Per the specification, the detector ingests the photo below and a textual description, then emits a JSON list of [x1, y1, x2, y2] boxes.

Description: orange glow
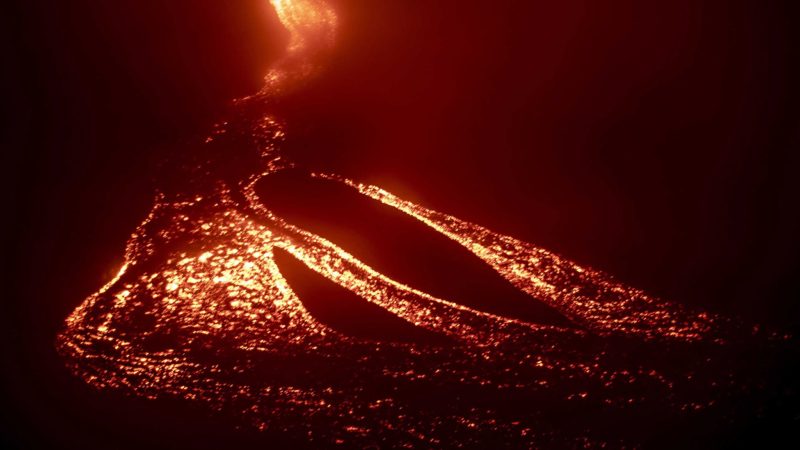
[[56, 0, 772, 447], [270, 0, 337, 53]]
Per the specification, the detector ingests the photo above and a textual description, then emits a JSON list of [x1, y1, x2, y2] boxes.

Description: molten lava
[[57, 0, 785, 447]]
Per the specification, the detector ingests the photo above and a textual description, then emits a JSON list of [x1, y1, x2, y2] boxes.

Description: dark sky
[[3, 0, 799, 448]]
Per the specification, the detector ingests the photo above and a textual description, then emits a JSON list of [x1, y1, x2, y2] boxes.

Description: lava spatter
[[57, 0, 788, 447]]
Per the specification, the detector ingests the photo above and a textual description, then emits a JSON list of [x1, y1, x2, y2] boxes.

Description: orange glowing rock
[[56, 0, 779, 447]]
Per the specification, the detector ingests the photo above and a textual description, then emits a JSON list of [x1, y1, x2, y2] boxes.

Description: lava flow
[[57, 0, 787, 447]]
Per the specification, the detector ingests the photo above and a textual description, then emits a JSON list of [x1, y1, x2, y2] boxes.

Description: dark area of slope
[[256, 170, 572, 328], [274, 247, 451, 344]]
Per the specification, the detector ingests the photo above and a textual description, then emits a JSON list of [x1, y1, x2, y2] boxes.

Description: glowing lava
[[57, 0, 784, 447]]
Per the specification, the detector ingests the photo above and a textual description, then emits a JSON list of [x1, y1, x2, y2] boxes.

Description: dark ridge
[[256, 170, 573, 327], [273, 247, 451, 345]]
